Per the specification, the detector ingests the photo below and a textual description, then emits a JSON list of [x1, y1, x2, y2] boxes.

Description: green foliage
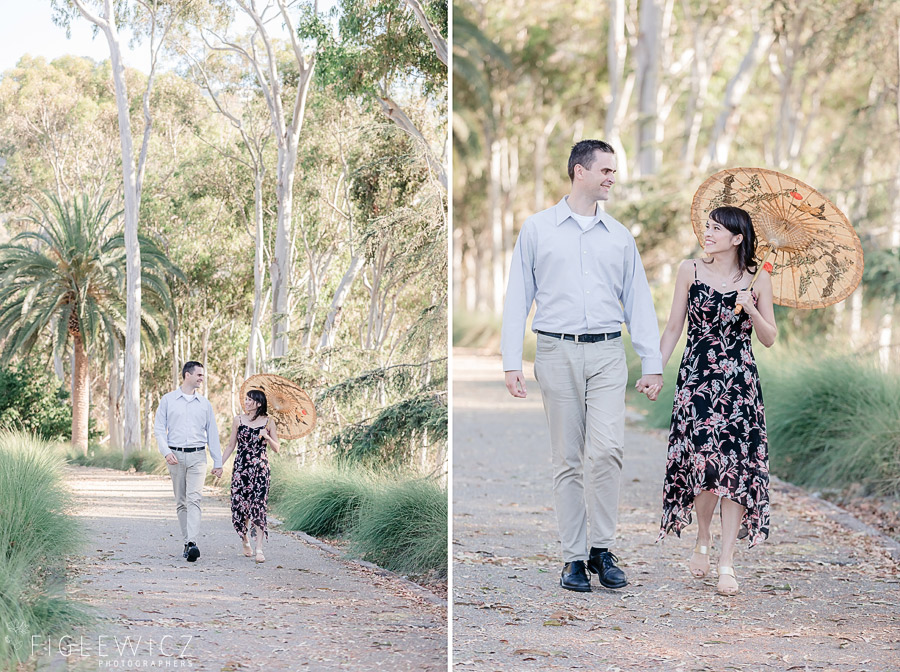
[[350, 476, 447, 578], [0, 193, 182, 365], [764, 351, 900, 497], [862, 246, 900, 301], [0, 358, 72, 440], [300, 0, 447, 100], [270, 458, 446, 578], [329, 391, 448, 466], [269, 461, 374, 537], [0, 432, 91, 668]]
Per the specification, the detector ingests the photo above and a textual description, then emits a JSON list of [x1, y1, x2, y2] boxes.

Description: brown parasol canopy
[[691, 167, 864, 309], [239, 374, 316, 440]]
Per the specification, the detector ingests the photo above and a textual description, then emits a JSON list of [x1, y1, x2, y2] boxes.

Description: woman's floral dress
[[658, 262, 770, 547], [231, 418, 271, 540]]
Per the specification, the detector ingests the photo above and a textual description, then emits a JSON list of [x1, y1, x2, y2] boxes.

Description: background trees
[[0, 0, 447, 475], [453, 0, 900, 369]]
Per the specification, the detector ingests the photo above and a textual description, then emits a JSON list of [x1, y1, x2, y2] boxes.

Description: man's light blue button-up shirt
[[501, 196, 663, 375], [154, 389, 223, 468]]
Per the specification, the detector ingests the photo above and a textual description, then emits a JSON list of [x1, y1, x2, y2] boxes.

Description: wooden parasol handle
[[735, 245, 774, 315]]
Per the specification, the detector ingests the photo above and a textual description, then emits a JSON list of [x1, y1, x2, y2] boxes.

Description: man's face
[[183, 366, 204, 391], [578, 150, 617, 201]]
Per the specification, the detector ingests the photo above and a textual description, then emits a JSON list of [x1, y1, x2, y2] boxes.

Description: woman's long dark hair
[[704, 206, 758, 280], [246, 389, 268, 421]]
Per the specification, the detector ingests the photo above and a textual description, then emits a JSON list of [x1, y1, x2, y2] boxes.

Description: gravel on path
[[58, 465, 446, 671], [453, 351, 899, 671]]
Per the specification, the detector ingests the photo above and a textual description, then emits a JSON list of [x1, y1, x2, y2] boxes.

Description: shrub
[[0, 432, 90, 668], [765, 353, 900, 496], [0, 359, 72, 440], [350, 477, 447, 578], [270, 462, 373, 537]]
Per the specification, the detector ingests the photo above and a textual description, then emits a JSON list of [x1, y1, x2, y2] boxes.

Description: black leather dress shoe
[[587, 550, 627, 589], [186, 542, 200, 562], [560, 560, 591, 592]]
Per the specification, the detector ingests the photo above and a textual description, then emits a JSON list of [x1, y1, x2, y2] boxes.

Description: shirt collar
[[175, 389, 201, 402], [555, 196, 609, 231]]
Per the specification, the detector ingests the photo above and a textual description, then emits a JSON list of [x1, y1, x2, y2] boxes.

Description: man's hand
[[211, 467, 223, 479], [165, 453, 178, 465], [505, 370, 527, 398], [635, 374, 664, 402]]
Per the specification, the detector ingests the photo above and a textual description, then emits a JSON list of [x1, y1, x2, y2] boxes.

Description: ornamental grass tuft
[[0, 431, 90, 668]]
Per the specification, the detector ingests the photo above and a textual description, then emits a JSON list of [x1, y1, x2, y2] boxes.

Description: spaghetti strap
[[692, 260, 698, 280]]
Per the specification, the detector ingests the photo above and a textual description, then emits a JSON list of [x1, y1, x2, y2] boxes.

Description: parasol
[[239, 374, 317, 440], [691, 167, 864, 311]]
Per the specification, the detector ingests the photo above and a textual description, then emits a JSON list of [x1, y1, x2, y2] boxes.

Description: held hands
[[505, 371, 527, 398], [211, 467, 223, 479], [636, 374, 664, 402]]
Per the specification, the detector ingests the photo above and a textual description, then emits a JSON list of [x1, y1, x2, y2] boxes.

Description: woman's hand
[[736, 289, 756, 314]]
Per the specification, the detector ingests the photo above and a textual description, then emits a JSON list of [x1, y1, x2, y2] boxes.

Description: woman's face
[[243, 395, 260, 413], [703, 218, 742, 254]]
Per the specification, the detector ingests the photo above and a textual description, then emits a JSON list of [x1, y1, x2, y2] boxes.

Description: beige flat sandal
[[717, 566, 739, 596], [689, 544, 710, 578], [242, 537, 253, 557], [255, 549, 266, 564]]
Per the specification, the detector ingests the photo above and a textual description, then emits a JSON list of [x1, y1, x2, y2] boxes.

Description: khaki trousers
[[166, 449, 208, 544], [533, 333, 627, 562]]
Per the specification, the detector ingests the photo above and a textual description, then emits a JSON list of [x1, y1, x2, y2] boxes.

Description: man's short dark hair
[[182, 361, 203, 378], [568, 140, 615, 182]]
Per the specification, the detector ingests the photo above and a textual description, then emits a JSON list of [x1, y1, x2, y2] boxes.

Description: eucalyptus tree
[[194, 0, 317, 361], [300, 0, 448, 190], [0, 194, 180, 453], [49, 0, 195, 455]]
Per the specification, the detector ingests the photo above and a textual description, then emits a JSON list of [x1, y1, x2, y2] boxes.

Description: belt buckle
[[574, 334, 581, 344]]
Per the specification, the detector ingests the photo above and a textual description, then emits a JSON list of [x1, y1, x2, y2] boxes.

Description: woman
[[649, 206, 777, 596], [222, 389, 280, 563]]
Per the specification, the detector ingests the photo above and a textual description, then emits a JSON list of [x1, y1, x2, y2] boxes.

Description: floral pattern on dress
[[231, 420, 270, 540], [658, 264, 770, 547]]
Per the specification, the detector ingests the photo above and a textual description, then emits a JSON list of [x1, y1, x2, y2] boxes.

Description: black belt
[[168, 446, 205, 452], [537, 330, 622, 343]]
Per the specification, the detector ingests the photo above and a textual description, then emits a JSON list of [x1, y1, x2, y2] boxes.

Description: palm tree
[[0, 194, 181, 454]]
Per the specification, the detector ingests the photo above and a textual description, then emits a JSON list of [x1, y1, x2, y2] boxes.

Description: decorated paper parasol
[[239, 374, 316, 440], [691, 167, 864, 311]]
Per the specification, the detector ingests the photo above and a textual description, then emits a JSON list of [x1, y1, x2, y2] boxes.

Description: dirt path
[[452, 351, 899, 671], [59, 466, 446, 671]]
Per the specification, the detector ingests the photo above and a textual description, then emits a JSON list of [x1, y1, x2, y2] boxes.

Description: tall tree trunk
[[71, 335, 90, 455], [635, 0, 661, 178], [318, 255, 365, 351], [699, 20, 774, 171], [606, 0, 628, 160], [247, 171, 266, 377], [71, 0, 144, 457], [108, 339, 122, 451], [488, 122, 503, 314]]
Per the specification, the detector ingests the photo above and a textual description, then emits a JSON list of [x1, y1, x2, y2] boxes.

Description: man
[[154, 361, 223, 562], [501, 140, 664, 592]]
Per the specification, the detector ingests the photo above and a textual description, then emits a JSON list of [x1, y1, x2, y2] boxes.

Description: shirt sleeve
[[154, 394, 172, 458], [621, 236, 663, 375], [206, 401, 223, 468], [500, 220, 537, 372]]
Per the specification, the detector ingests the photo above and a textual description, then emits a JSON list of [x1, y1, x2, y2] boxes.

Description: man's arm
[[206, 400, 223, 474], [500, 221, 537, 388], [154, 394, 177, 464], [621, 237, 663, 377]]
